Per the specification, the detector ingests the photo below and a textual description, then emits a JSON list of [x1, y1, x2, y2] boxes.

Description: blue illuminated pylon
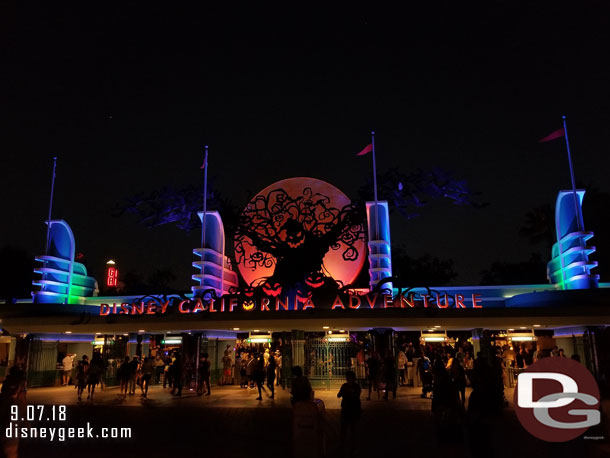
[[547, 190, 598, 290]]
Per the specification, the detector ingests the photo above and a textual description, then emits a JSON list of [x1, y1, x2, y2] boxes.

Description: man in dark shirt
[[337, 370, 361, 456], [197, 353, 211, 396], [290, 366, 313, 404]]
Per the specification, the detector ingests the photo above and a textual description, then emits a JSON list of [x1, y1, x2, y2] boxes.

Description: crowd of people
[[235, 347, 282, 400]]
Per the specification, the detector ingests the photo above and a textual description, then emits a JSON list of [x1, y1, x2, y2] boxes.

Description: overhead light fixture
[[511, 336, 537, 342], [533, 324, 541, 328], [64, 331, 72, 334], [322, 326, 330, 329], [433, 326, 441, 328], [106, 260, 116, 265], [123, 333, 128, 336], [233, 327, 240, 331], [162, 338, 183, 345], [508, 329, 515, 331], [519, 326, 527, 329], [253, 329, 260, 332], [248, 337, 271, 343], [325, 333, 350, 343], [422, 336, 446, 342], [138, 329, 145, 333]]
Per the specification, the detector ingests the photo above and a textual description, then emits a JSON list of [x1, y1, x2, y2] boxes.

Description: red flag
[[357, 144, 373, 156], [539, 128, 565, 143]]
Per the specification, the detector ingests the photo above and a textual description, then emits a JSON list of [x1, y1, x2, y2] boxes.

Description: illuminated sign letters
[[98, 291, 485, 316]]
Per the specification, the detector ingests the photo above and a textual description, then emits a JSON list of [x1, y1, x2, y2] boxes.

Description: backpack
[[423, 359, 431, 371]]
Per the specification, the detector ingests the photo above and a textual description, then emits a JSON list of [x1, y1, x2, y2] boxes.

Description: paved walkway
[[10, 384, 609, 458], [24, 382, 490, 410]]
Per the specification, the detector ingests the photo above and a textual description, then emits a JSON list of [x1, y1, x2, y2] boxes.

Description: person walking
[[140, 356, 155, 398], [127, 356, 139, 395], [246, 352, 257, 389], [197, 353, 211, 396], [254, 354, 266, 400], [86, 352, 104, 401], [75, 355, 89, 401], [266, 352, 276, 399], [419, 354, 432, 398], [118, 356, 130, 398], [337, 370, 361, 457]]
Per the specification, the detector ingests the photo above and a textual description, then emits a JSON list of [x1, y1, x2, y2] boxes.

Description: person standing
[[382, 350, 397, 400], [239, 355, 248, 388], [450, 357, 467, 404], [163, 354, 173, 388], [197, 353, 211, 396], [221, 350, 233, 385], [419, 354, 432, 398], [266, 353, 276, 399], [337, 370, 361, 457], [290, 366, 313, 405], [62, 353, 74, 386], [274, 350, 282, 386], [154, 354, 165, 384], [365, 352, 380, 400], [170, 354, 183, 396], [397, 347, 407, 386], [0, 365, 27, 458]]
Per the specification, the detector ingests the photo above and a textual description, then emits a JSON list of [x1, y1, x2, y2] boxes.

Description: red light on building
[[107, 267, 118, 287]]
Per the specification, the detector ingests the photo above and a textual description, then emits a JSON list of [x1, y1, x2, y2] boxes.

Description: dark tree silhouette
[[357, 167, 484, 219], [113, 181, 238, 234], [480, 253, 548, 285], [0, 245, 35, 304], [234, 187, 366, 286], [519, 204, 554, 251], [391, 246, 458, 286]]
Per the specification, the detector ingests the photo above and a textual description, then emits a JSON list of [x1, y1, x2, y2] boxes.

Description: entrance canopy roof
[[3, 285, 610, 334]]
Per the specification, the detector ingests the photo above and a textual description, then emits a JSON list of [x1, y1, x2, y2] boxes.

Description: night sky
[[2, 3, 610, 293]]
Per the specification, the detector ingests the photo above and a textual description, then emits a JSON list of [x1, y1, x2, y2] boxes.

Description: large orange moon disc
[[234, 177, 366, 287]]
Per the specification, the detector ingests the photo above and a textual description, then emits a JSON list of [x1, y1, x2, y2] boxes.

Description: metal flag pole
[[201, 145, 209, 248], [562, 116, 583, 232], [371, 131, 380, 240], [45, 157, 58, 255]]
